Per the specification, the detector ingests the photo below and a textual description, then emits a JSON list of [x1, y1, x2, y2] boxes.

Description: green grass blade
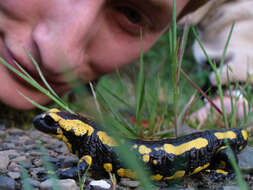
[[136, 29, 146, 135], [77, 162, 90, 190], [39, 141, 61, 190], [226, 142, 249, 190], [20, 164, 34, 190], [215, 23, 235, 129], [96, 90, 137, 138], [14, 60, 35, 81], [103, 117, 155, 190], [24, 47, 61, 100], [147, 78, 159, 136], [0, 57, 74, 113], [100, 85, 133, 110], [17, 91, 49, 111], [171, 0, 177, 52]]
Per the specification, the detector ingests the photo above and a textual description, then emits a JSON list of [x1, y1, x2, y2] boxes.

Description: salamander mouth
[[33, 114, 59, 135]]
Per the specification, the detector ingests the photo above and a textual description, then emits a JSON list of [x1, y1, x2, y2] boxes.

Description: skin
[[0, 0, 189, 109]]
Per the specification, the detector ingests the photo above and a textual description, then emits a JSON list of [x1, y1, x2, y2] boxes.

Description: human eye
[[117, 6, 143, 25], [109, 3, 153, 36]]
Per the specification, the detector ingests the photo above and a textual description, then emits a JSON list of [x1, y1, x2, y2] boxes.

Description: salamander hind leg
[[205, 147, 238, 181], [57, 155, 92, 179]]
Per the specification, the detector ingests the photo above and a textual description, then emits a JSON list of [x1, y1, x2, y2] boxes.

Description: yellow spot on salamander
[[80, 155, 92, 166], [117, 168, 136, 179], [216, 169, 228, 175], [153, 160, 158, 165], [49, 112, 94, 136], [54, 128, 72, 152], [190, 163, 210, 175], [132, 144, 138, 149], [242, 130, 248, 141], [163, 138, 208, 155], [138, 145, 152, 154], [49, 108, 61, 113], [214, 131, 236, 140], [151, 174, 163, 181], [62, 167, 71, 171], [142, 155, 150, 163], [104, 163, 113, 173], [164, 170, 185, 180], [97, 131, 117, 146], [216, 146, 227, 154]]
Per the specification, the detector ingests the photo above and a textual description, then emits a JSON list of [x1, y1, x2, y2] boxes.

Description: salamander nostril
[[44, 115, 56, 126]]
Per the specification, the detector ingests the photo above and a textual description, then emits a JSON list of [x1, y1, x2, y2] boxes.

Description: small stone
[[0, 121, 6, 130], [120, 178, 140, 188], [8, 128, 25, 136], [40, 179, 78, 190], [29, 150, 41, 157], [11, 156, 28, 163], [0, 175, 16, 190], [8, 171, 20, 179], [239, 146, 253, 172], [19, 162, 33, 169], [30, 167, 46, 179], [89, 180, 111, 190], [60, 156, 78, 168], [223, 186, 241, 190], [26, 178, 41, 188], [7, 161, 20, 172], [3, 143, 16, 149], [0, 150, 18, 170], [32, 158, 43, 167]]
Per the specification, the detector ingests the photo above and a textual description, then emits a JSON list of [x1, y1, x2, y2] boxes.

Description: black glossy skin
[[33, 109, 248, 181]]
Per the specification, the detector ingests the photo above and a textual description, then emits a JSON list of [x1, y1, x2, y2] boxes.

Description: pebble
[[0, 150, 18, 170], [11, 155, 28, 163], [26, 178, 41, 188], [120, 178, 140, 188], [59, 156, 78, 168], [87, 180, 112, 190], [32, 158, 43, 167], [40, 179, 78, 190], [222, 186, 241, 190], [238, 146, 253, 172], [0, 175, 16, 190], [8, 171, 20, 179], [7, 161, 20, 172]]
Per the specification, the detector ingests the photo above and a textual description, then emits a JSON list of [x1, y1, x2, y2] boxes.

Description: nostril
[[44, 115, 56, 126]]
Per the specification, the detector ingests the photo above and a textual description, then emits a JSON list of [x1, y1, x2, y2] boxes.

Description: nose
[[32, 0, 104, 76]]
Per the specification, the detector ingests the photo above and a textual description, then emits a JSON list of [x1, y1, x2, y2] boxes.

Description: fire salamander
[[33, 108, 248, 181]]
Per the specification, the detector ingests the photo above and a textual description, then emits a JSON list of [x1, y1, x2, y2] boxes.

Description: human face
[[0, 0, 189, 109]]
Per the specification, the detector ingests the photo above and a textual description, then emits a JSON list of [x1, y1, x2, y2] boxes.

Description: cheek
[[0, 0, 41, 18], [87, 31, 162, 74]]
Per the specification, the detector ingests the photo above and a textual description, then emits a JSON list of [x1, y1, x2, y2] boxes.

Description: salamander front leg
[[57, 155, 92, 179]]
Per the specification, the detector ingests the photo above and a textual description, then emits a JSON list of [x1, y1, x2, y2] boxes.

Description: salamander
[[33, 108, 248, 181]]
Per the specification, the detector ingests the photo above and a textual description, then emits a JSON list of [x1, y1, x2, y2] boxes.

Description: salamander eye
[[44, 115, 56, 126]]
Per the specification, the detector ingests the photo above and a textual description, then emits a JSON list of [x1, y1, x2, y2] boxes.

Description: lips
[[2, 44, 16, 67]]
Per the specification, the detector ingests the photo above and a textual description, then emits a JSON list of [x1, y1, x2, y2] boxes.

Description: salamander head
[[33, 108, 96, 152]]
